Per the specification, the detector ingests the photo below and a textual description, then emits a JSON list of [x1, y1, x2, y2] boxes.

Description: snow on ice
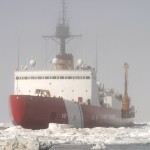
[[0, 122, 149, 150]]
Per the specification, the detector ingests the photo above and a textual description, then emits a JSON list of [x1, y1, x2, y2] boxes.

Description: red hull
[[9, 95, 134, 129]]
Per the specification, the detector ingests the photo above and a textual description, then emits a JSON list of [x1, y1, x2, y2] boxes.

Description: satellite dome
[[52, 58, 58, 64], [29, 59, 36, 67], [23, 65, 28, 70], [97, 82, 100, 86], [77, 59, 83, 66]]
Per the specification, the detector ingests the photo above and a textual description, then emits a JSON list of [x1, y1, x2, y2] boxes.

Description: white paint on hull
[[64, 100, 83, 128]]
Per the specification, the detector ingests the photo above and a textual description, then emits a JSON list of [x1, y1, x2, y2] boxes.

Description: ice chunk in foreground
[[0, 122, 149, 150]]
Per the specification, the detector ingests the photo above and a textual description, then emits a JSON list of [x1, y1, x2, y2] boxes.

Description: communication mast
[[43, 0, 81, 70]]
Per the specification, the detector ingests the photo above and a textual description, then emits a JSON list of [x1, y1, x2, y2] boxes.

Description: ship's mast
[[43, 0, 81, 70], [56, 0, 70, 54], [62, 0, 66, 26], [43, 0, 71, 54]]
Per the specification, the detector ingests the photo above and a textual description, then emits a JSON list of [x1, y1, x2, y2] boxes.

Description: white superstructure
[[14, 69, 100, 106]]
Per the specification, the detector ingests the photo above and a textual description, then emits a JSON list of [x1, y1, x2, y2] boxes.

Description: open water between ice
[[0, 122, 150, 149]]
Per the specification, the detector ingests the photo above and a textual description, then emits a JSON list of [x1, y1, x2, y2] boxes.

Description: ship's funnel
[[55, 53, 74, 70]]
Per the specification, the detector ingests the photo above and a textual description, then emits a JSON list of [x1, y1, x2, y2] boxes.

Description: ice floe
[[0, 122, 149, 149]]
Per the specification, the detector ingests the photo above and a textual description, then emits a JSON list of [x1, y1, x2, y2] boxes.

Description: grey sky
[[0, 0, 150, 123]]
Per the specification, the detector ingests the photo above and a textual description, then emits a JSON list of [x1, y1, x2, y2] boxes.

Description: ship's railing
[[35, 89, 50, 97]]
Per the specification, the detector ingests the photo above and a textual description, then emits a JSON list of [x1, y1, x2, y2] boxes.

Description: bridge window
[[15, 75, 91, 80], [45, 76, 49, 79], [68, 76, 72, 79], [16, 77, 19, 80], [38, 76, 44, 79]]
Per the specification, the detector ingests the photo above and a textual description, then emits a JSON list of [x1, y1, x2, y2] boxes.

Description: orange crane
[[122, 63, 130, 118]]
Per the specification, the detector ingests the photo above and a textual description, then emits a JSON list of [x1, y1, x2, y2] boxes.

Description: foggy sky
[[0, 0, 150, 123]]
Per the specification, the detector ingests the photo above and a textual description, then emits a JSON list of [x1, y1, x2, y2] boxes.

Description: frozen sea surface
[[0, 122, 150, 150]]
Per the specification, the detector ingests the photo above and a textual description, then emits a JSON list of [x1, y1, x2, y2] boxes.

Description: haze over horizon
[[0, 0, 150, 123]]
